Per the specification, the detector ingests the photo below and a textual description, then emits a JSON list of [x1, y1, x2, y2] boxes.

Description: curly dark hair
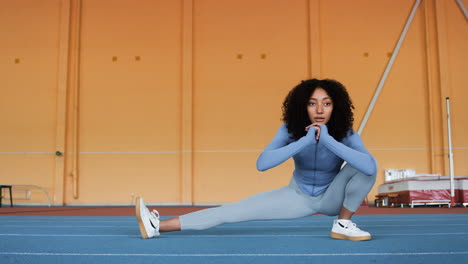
[[282, 78, 355, 142]]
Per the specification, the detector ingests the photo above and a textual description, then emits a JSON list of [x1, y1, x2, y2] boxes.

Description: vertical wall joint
[[181, 0, 194, 205]]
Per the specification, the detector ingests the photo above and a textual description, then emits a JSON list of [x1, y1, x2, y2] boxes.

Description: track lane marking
[[1, 252, 467, 257], [0, 232, 467, 237]]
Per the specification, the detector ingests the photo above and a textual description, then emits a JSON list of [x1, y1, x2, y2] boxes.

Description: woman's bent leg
[[319, 164, 376, 216], [179, 181, 316, 230], [317, 165, 376, 241]]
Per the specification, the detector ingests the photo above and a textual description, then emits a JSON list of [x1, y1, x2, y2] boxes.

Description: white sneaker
[[135, 197, 160, 239], [330, 219, 371, 241]]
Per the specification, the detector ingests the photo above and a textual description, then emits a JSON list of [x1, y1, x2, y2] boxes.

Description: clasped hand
[[305, 123, 322, 141]]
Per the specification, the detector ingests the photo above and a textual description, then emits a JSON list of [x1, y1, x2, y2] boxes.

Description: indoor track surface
[[1, 213, 467, 263]]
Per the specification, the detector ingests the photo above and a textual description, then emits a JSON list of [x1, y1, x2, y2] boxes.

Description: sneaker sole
[[330, 232, 371, 241], [135, 197, 150, 239]]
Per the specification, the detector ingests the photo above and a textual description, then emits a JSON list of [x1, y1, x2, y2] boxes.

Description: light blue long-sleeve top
[[256, 124, 377, 196]]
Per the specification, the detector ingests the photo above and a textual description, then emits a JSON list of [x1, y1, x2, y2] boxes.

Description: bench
[[375, 193, 400, 207], [0, 185, 13, 207]]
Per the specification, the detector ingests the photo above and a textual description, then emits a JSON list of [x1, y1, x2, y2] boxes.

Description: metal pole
[[71, 0, 83, 199], [455, 0, 468, 22], [358, 0, 421, 134], [446, 97, 455, 207]]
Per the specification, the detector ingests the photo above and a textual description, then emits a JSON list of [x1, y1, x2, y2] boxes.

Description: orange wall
[[0, 0, 467, 206]]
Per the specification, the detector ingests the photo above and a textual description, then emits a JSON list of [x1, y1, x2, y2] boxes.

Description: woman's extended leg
[[174, 180, 317, 231], [160, 217, 181, 232], [137, 183, 316, 238]]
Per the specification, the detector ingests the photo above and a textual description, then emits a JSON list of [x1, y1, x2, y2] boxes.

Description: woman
[[136, 78, 377, 241]]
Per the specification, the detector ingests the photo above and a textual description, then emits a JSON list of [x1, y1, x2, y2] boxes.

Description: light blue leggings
[[179, 164, 376, 230]]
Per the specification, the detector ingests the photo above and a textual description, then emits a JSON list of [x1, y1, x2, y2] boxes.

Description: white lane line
[[0, 232, 467, 238], [222, 224, 468, 227], [0, 220, 134, 223], [165, 232, 468, 237], [0, 234, 137, 237], [249, 218, 468, 223], [0, 225, 134, 228], [0, 252, 467, 257], [1, 223, 468, 228]]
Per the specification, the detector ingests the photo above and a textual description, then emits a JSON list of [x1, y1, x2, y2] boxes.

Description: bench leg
[[9, 187, 13, 207], [0, 187, 14, 207]]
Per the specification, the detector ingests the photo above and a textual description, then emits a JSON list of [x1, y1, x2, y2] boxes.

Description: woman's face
[[307, 88, 333, 125]]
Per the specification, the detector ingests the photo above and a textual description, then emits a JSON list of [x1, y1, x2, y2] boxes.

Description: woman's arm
[[319, 125, 377, 176], [256, 124, 316, 171]]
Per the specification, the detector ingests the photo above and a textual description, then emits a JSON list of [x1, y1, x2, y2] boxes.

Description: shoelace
[[150, 209, 160, 220], [148, 209, 160, 228], [348, 222, 364, 231], [340, 221, 361, 231]]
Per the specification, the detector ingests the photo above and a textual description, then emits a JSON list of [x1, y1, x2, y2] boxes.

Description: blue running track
[[1, 214, 467, 264]]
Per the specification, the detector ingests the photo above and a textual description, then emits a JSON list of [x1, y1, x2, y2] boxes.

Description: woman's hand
[[305, 123, 322, 141]]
